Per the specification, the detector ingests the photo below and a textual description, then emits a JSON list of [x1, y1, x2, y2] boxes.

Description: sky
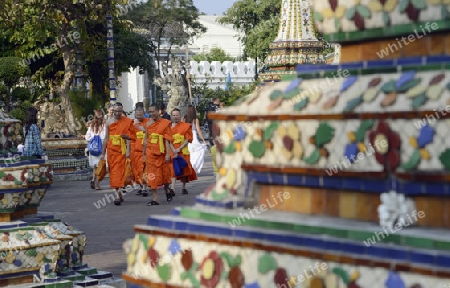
[[193, 0, 236, 15]]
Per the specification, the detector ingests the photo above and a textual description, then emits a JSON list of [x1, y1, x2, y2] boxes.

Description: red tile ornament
[[148, 247, 160, 268], [199, 251, 224, 288], [181, 249, 193, 271], [274, 268, 289, 287], [369, 121, 401, 172], [228, 266, 245, 288]]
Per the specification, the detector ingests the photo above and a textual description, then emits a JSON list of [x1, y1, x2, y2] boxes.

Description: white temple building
[[116, 15, 248, 112]]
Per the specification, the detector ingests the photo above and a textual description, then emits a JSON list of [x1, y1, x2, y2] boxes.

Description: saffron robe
[[106, 116, 133, 189], [170, 122, 197, 182], [145, 118, 173, 189], [129, 118, 149, 184]]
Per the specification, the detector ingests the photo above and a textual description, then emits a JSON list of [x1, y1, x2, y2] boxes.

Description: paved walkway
[[39, 155, 215, 278]]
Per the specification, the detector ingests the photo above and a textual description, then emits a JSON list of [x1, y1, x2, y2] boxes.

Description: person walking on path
[[22, 107, 46, 159], [99, 103, 134, 205], [141, 104, 173, 206], [206, 98, 220, 146], [121, 107, 150, 196], [85, 110, 106, 190], [186, 105, 208, 174], [169, 108, 197, 195], [157, 102, 171, 121]]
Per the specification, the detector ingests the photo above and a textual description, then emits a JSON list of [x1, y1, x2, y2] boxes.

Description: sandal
[[90, 181, 95, 189], [166, 192, 173, 202], [114, 191, 124, 205], [95, 186, 102, 190], [169, 188, 175, 197], [147, 200, 159, 206], [182, 189, 188, 195], [136, 190, 142, 195], [142, 190, 148, 197]]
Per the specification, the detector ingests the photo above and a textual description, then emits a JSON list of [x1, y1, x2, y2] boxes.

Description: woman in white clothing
[[85, 110, 106, 190], [185, 105, 208, 174]]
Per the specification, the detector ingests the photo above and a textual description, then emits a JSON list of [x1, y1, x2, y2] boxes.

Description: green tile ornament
[[314, 122, 335, 147], [223, 141, 236, 154], [293, 97, 309, 111], [439, 149, 450, 170], [303, 148, 321, 164], [344, 95, 363, 112], [258, 253, 277, 274], [270, 90, 283, 100], [139, 234, 149, 250], [313, 11, 323, 21], [157, 264, 171, 282], [381, 80, 397, 94], [401, 149, 421, 171], [411, 93, 427, 108], [180, 262, 201, 287], [249, 140, 266, 158], [283, 88, 300, 99], [264, 122, 279, 139], [220, 252, 242, 268], [355, 120, 374, 142], [332, 267, 350, 285], [212, 188, 230, 201]]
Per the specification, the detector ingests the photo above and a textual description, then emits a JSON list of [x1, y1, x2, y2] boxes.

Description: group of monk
[[99, 102, 197, 206]]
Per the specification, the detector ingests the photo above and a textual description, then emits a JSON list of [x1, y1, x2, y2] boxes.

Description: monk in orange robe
[[100, 102, 133, 205], [169, 108, 197, 195], [140, 103, 173, 206], [123, 107, 151, 196]]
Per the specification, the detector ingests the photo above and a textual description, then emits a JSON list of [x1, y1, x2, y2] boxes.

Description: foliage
[[11, 87, 32, 102], [192, 47, 235, 62], [0, 0, 156, 108], [31, 86, 50, 103], [0, 84, 7, 96], [0, 57, 31, 87], [219, 0, 334, 61], [124, 0, 207, 69], [69, 90, 104, 133], [192, 79, 257, 123], [218, 0, 280, 61], [10, 101, 33, 122]]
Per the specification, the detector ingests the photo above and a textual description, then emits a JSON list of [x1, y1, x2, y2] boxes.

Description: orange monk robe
[[106, 117, 133, 189], [170, 122, 197, 182], [145, 118, 173, 189], [129, 118, 149, 184]]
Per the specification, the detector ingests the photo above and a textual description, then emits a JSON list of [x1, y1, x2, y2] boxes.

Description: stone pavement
[[39, 154, 215, 279]]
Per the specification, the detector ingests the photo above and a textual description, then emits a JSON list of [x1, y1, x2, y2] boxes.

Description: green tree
[[125, 0, 207, 69], [191, 79, 256, 123], [192, 47, 235, 62], [218, 0, 280, 61], [219, 0, 334, 62], [0, 57, 31, 110], [0, 0, 155, 133]]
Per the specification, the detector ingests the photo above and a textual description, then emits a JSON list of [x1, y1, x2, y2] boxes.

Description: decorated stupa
[[261, 0, 326, 82], [0, 111, 122, 287], [122, 0, 450, 287]]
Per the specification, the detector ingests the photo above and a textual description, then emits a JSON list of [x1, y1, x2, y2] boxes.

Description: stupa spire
[[275, 0, 317, 41], [261, 0, 325, 82]]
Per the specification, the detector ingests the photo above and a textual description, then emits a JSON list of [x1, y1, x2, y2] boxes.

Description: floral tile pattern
[[123, 234, 449, 287], [311, 0, 450, 41], [209, 116, 450, 202]]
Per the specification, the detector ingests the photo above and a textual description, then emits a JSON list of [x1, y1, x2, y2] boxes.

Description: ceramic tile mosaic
[[123, 225, 450, 287]]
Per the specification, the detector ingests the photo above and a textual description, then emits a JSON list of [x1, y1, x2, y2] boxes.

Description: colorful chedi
[[0, 112, 122, 287], [122, 0, 450, 287]]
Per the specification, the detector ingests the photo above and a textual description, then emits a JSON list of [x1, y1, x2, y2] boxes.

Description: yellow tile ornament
[[368, 0, 398, 12], [420, 148, 430, 160]]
